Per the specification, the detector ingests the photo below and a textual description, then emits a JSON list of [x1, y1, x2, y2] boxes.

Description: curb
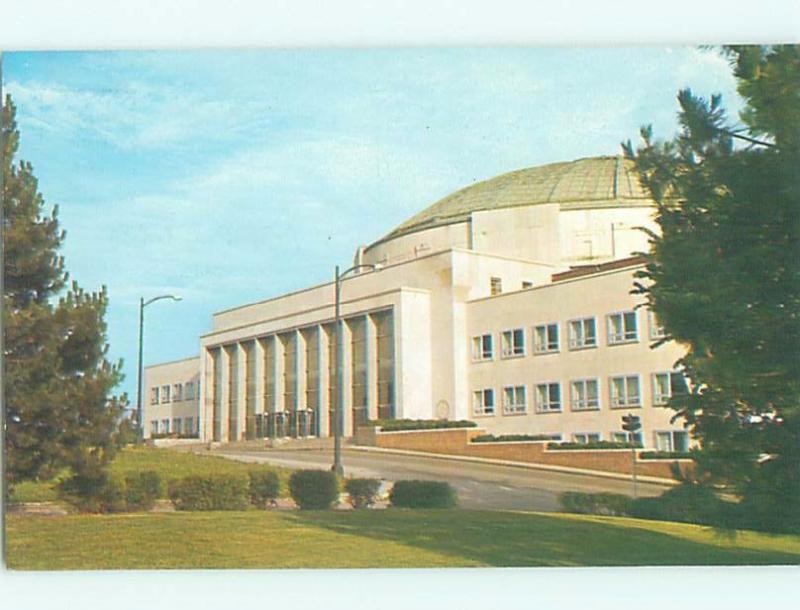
[[348, 445, 679, 487]]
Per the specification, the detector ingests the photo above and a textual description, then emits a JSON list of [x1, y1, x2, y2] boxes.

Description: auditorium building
[[143, 155, 691, 452]]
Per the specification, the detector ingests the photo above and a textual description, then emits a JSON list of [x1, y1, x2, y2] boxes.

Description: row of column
[[204, 309, 395, 442]]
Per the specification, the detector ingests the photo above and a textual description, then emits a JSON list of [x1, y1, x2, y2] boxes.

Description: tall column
[[295, 329, 306, 411], [200, 348, 213, 442], [341, 319, 354, 436], [219, 346, 231, 441], [317, 324, 330, 437], [274, 334, 286, 413], [254, 338, 265, 417], [235, 342, 247, 441], [366, 313, 379, 421]]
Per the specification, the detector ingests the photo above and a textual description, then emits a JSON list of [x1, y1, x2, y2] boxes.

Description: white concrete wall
[[362, 222, 471, 266], [143, 357, 201, 438], [558, 205, 657, 264], [470, 204, 561, 265], [466, 264, 688, 449]]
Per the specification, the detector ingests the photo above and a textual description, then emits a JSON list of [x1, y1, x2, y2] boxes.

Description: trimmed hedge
[[125, 471, 164, 511], [639, 451, 694, 460], [344, 478, 382, 509], [389, 480, 458, 508], [288, 470, 339, 509], [558, 491, 632, 516], [373, 419, 477, 432], [168, 474, 250, 511], [547, 441, 640, 451], [472, 433, 559, 443], [249, 469, 281, 508], [628, 483, 735, 526]]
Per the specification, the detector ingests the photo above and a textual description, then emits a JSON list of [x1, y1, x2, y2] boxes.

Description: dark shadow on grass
[[285, 510, 800, 567]]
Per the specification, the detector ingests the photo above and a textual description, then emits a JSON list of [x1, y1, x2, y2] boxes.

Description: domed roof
[[379, 156, 654, 242]]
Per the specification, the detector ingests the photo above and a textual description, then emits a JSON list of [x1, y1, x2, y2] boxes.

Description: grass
[[6, 509, 800, 570], [9, 446, 287, 503]]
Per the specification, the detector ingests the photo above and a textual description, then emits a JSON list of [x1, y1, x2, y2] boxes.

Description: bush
[[389, 480, 458, 508], [629, 483, 728, 526], [168, 474, 249, 511], [558, 491, 632, 516], [344, 478, 382, 509], [249, 469, 281, 508], [373, 419, 477, 432], [547, 441, 640, 450], [57, 472, 127, 514], [125, 471, 164, 511], [639, 451, 694, 460], [472, 433, 560, 443], [288, 470, 339, 509]]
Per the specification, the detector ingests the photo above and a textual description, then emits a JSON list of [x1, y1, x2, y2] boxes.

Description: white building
[[144, 155, 690, 452]]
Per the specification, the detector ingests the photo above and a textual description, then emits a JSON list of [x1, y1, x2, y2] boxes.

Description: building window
[[607, 311, 638, 344], [150, 387, 160, 405], [173, 418, 182, 435], [568, 317, 597, 349], [655, 430, 690, 452], [150, 420, 158, 435], [185, 417, 194, 435], [652, 372, 689, 406], [490, 277, 503, 295], [570, 379, 600, 411], [161, 419, 170, 434], [522, 280, 534, 289], [612, 431, 642, 445], [184, 381, 195, 401], [161, 384, 171, 403], [573, 432, 601, 444], [473, 389, 495, 416], [502, 385, 527, 415], [649, 310, 667, 340], [535, 382, 561, 413], [173, 383, 183, 402], [471, 334, 494, 361], [610, 375, 641, 408], [501, 328, 525, 358], [533, 323, 559, 354]]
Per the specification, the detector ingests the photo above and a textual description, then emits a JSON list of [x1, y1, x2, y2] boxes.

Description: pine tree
[[624, 45, 800, 532], [3, 94, 123, 494]]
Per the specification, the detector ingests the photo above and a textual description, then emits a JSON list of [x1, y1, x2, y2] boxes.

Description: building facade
[[143, 156, 690, 451]]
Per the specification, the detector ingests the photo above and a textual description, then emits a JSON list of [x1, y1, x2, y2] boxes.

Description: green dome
[[382, 156, 654, 242]]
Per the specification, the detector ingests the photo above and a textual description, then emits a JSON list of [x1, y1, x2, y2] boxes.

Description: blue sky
[[3, 48, 742, 406]]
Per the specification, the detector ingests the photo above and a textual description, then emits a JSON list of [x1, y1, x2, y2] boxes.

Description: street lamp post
[[136, 294, 182, 440], [332, 263, 380, 476]]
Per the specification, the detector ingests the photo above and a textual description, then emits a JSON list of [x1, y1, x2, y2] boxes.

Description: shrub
[[125, 471, 164, 511], [629, 483, 727, 526], [249, 469, 281, 508], [57, 472, 127, 513], [288, 470, 339, 509], [168, 474, 250, 511], [373, 419, 477, 432], [558, 491, 632, 516], [472, 433, 559, 443], [389, 480, 458, 508], [344, 478, 382, 509], [639, 451, 694, 460], [547, 441, 640, 450]]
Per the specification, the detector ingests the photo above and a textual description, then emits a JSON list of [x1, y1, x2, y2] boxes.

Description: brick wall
[[362, 426, 691, 479]]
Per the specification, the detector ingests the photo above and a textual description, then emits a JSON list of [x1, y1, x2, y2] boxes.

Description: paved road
[[207, 447, 670, 512]]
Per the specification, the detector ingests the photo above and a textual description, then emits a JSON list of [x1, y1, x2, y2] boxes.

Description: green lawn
[[9, 446, 286, 503], [6, 509, 800, 569]]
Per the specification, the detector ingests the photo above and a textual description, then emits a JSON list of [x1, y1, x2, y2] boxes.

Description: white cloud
[[4, 79, 265, 150]]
